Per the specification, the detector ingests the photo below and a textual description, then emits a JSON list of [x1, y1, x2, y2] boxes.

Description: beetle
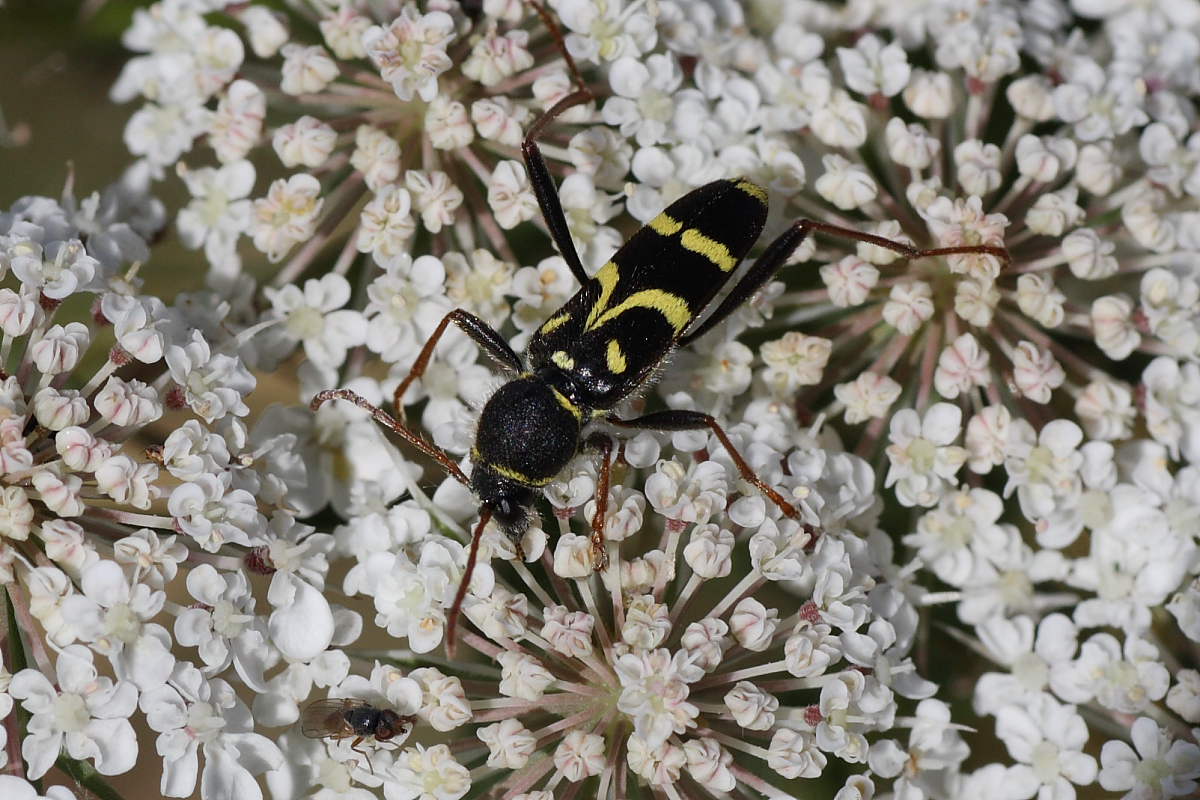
[[300, 697, 414, 772], [311, 2, 1010, 655]]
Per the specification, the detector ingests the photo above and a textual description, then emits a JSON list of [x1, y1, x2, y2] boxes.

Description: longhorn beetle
[[311, 1, 1011, 656]]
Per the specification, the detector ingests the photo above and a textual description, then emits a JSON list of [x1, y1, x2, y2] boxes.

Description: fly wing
[[299, 698, 356, 738]]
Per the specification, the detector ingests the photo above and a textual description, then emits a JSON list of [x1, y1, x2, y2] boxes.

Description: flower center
[[185, 700, 225, 743], [423, 761, 469, 795], [940, 517, 973, 549], [400, 39, 425, 69], [1101, 661, 1143, 702], [639, 88, 672, 122], [1012, 652, 1048, 692], [104, 602, 142, 644], [999, 570, 1033, 608], [906, 437, 937, 473], [211, 599, 249, 638], [1133, 755, 1172, 787], [1031, 740, 1061, 783], [268, 539, 304, 573], [201, 191, 230, 225], [286, 305, 326, 339], [316, 757, 354, 792], [387, 286, 416, 319], [1079, 489, 1112, 530], [53, 692, 90, 733], [42, 255, 65, 282], [1024, 445, 1056, 484]]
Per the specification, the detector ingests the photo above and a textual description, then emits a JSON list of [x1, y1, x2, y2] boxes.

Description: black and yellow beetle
[[312, 4, 1009, 654]]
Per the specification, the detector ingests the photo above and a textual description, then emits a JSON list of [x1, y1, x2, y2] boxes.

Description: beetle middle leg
[[390, 308, 523, 418], [310, 389, 470, 487], [609, 410, 803, 522], [580, 432, 615, 570]]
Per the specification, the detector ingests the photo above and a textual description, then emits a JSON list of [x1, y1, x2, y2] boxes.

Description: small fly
[[300, 697, 415, 772]]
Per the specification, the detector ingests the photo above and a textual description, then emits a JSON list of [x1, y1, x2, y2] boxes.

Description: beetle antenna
[[446, 509, 493, 658], [524, 0, 587, 95]]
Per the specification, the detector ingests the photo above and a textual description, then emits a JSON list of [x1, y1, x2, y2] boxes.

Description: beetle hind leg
[[609, 410, 801, 521], [582, 433, 615, 571]]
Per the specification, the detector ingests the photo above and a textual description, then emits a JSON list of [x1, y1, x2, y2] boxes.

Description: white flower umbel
[[0, 172, 353, 796], [371, 426, 966, 798], [86, 1, 1200, 799]]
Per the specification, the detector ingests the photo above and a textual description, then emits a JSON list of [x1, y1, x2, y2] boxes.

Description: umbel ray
[[311, 6, 1011, 656]]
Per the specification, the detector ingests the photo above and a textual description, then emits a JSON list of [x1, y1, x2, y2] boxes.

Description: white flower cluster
[[2, 0, 1198, 798], [0, 174, 367, 798], [407, 417, 959, 798]]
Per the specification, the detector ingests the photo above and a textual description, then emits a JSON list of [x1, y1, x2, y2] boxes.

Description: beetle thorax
[[470, 375, 583, 534]]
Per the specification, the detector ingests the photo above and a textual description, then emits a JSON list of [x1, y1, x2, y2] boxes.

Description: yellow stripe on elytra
[[589, 288, 692, 335], [488, 461, 556, 486], [552, 387, 583, 421], [606, 339, 628, 374], [540, 312, 571, 335], [649, 212, 683, 236], [551, 350, 575, 370], [680, 228, 737, 272], [584, 261, 620, 330], [474, 447, 557, 487], [735, 179, 768, 205]]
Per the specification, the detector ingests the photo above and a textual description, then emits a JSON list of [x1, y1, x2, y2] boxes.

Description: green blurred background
[[2, 1, 143, 203], [0, 0, 204, 300]]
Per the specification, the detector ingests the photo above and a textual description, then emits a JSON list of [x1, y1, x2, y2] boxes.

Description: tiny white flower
[[935, 333, 992, 399], [815, 154, 877, 210], [11, 646, 138, 779], [885, 403, 968, 507], [995, 694, 1097, 800], [486, 160, 538, 230], [272, 116, 336, 169], [363, 5, 456, 102], [552, 729, 606, 782], [250, 173, 323, 262], [882, 281, 934, 335], [1099, 717, 1200, 799], [838, 34, 910, 97], [265, 274, 367, 370], [406, 169, 463, 234], [279, 43, 338, 95], [388, 743, 470, 799]]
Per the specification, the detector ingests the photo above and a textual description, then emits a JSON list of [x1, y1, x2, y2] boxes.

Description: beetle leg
[[581, 432, 614, 571], [609, 410, 803, 523], [519, 1, 594, 287], [310, 389, 469, 486], [391, 308, 523, 418], [446, 510, 494, 659], [679, 217, 1011, 347]]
